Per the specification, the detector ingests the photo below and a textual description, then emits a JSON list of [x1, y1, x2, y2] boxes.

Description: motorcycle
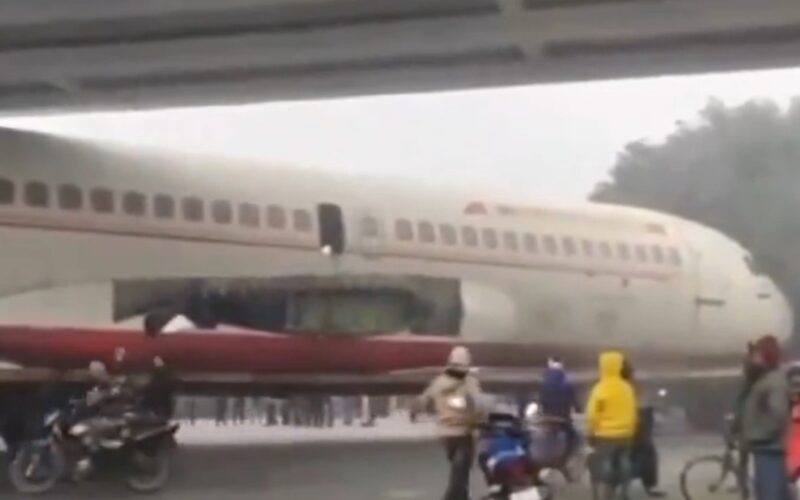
[[478, 404, 557, 500], [8, 398, 179, 494], [524, 402, 584, 484]]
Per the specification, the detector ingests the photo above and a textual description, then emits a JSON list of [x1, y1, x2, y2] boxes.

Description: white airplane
[[0, 127, 791, 427]]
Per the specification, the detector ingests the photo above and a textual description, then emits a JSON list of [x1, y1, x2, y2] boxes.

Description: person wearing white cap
[[414, 346, 483, 500]]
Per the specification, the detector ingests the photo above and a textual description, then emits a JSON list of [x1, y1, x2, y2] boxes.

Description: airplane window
[[544, 235, 558, 255], [211, 200, 232, 224], [154, 194, 175, 219], [396, 219, 413, 241], [482, 228, 498, 249], [504, 231, 519, 251], [617, 243, 631, 261], [581, 239, 594, 257], [24, 181, 49, 208], [440, 224, 457, 246], [562, 237, 576, 256], [238, 202, 260, 227], [0, 178, 13, 204], [419, 221, 436, 243], [635, 244, 648, 262], [652, 245, 665, 264], [58, 184, 83, 211], [182, 197, 204, 222], [91, 188, 114, 214], [362, 217, 379, 238], [123, 191, 146, 216], [524, 233, 539, 253], [266, 205, 286, 229], [293, 209, 312, 232], [669, 247, 683, 266], [461, 226, 478, 247], [599, 242, 612, 259]]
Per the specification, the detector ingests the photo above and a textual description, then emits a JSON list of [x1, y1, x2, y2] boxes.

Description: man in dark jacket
[[622, 360, 665, 498], [742, 335, 791, 500], [141, 357, 176, 420]]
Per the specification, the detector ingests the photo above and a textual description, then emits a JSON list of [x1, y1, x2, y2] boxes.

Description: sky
[[4, 67, 800, 202]]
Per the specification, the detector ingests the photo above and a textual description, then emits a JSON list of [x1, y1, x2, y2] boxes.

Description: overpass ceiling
[[2, 0, 800, 113]]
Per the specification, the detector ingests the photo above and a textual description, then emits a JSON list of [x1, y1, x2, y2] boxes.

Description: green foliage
[[592, 98, 800, 320]]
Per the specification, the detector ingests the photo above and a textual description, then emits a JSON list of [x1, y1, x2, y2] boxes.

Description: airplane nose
[[772, 284, 794, 344]]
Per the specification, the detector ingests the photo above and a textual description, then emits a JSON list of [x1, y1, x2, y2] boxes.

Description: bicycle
[[679, 427, 750, 500]]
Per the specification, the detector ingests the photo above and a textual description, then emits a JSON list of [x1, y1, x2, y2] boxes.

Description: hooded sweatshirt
[[418, 371, 483, 437], [586, 351, 638, 439], [540, 367, 579, 420]]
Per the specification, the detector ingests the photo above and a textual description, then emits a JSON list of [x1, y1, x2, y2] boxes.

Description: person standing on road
[[730, 342, 760, 498], [414, 346, 484, 500], [742, 334, 791, 500], [141, 356, 176, 420], [585, 351, 638, 494], [215, 397, 228, 427], [621, 360, 665, 498]]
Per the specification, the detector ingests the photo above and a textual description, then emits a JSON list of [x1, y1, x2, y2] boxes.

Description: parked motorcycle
[[8, 400, 179, 494]]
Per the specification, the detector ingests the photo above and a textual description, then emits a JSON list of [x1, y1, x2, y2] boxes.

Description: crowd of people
[[415, 334, 800, 500], [178, 395, 383, 428], [2, 331, 798, 499]]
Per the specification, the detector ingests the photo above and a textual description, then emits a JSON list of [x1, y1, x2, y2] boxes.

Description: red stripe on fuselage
[[0, 326, 740, 376]]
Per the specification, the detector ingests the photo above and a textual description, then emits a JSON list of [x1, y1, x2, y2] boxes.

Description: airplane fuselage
[[0, 128, 790, 371]]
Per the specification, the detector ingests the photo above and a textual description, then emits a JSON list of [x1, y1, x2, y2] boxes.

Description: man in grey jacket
[[742, 335, 791, 500]]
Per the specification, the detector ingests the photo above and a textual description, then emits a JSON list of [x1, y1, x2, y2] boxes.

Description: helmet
[[447, 346, 472, 371], [547, 357, 564, 370]]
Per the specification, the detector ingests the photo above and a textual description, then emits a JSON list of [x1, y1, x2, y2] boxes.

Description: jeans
[[443, 435, 474, 500], [589, 437, 632, 500], [753, 451, 791, 500]]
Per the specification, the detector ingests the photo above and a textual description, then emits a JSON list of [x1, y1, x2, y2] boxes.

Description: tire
[[126, 444, 172, 494], [8, 442, 66, 494], [680, 455, 743, 500]]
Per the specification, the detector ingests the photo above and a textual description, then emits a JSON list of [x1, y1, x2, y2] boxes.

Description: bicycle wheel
[[680, 454, 745, 500]]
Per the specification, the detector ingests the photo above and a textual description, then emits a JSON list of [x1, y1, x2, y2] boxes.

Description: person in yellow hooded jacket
[[586, 351, 638, 440], [586, 351, 638, 497]]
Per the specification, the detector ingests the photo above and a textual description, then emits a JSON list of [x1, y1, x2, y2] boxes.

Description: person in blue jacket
[[538, 357, 581, 456]]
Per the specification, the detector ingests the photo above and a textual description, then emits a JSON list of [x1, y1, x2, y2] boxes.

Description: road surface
[[0, 422, 732, 499]]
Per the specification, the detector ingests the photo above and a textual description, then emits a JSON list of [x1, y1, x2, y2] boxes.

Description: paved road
[[0, 433, 730, 500]]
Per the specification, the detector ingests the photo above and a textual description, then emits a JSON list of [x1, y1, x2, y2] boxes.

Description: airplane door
[[694, 251, 731, 341], [696, 251, 727, 306], [317, 203, 345, 255]]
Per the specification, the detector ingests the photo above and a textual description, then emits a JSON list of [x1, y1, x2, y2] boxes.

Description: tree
[[592, 98, 800, 336]]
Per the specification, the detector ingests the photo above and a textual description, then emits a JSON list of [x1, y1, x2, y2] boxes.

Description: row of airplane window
[[0, 178, 682, 267], [371, 217, 683, 267], [0, 178, 314, 233]]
